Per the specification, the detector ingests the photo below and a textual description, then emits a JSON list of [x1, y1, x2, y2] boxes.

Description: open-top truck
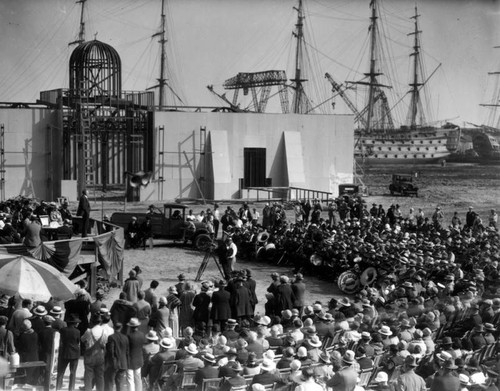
[[111, 203, 212, 250]]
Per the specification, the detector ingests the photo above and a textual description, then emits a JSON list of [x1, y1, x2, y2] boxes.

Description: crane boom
[[325, 73, 368, 128]]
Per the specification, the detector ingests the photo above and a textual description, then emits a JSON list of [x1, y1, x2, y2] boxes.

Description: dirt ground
[[92, 162, 500, 312]]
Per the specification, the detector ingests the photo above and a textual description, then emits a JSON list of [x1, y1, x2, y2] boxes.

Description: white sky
[[0, 0, 499, 125]]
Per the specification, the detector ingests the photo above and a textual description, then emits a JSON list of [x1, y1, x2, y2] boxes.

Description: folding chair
[[202, 377, 222, 391], [180, 370, 197, 390], [244, 374, 254, 388], [359, 368, 374, 388]]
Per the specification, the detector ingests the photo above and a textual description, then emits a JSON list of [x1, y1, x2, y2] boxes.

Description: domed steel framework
[[69, 40, 121, 97], [61, 40, 154, 197]]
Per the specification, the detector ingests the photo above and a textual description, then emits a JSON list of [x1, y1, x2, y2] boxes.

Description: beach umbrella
[[0, 254, 77, 302]]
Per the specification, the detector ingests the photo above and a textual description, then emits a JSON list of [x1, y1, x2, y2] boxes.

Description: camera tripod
[[195, 245, 225, 282]]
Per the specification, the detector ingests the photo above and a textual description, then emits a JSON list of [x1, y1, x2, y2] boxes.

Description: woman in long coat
[[179, 282, 196, 331], [230, 278, 253, 321], [166, 286, 181, 338]]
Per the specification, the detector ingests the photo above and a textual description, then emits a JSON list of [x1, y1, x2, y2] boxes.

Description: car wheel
[[194, 234, 212, 251]]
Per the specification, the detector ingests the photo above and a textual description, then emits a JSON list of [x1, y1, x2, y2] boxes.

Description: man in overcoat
[[275, 275, 296, 313], [210, 279, 231, 331], [230, 277, 253, 321], [77, 189, 91, 237], [105, 322, 129, 391]]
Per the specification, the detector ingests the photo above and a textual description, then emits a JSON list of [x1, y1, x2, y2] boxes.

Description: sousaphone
[[360, 267, 378, 287], [257, 231, 270, 244]]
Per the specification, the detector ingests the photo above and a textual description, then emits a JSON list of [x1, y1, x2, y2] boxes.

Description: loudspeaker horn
[[127, 171, 153, 188]]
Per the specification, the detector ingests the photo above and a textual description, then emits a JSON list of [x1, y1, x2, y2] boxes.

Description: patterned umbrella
[[0, 254, 77, 301]]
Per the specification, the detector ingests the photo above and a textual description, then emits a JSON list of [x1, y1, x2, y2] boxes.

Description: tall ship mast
[[327, 0, 458, 164], [290, 0, 309, 114]]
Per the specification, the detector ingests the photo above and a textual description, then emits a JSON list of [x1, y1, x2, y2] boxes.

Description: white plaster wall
[[0, 109, 59, 200], [153, 111, 354, 201]]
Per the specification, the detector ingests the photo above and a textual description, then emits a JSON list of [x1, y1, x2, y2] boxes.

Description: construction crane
[[325, 73, 367, 128], [221, 70, 289, 113]]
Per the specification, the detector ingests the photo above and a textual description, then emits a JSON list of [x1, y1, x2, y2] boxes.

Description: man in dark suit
[[57, 315, 81, 391], [326, 350, 359, 391], [77, 189, 91, 237], [127, 318, 146, 391], [105, 322, 129, 391], [220, 361, 246, 391], [291, 273, 306, 314], [251, 358, 283, 387], [429, 359, 460, 391], [275, 275, 296, 313], [194, 353, 220, 391]]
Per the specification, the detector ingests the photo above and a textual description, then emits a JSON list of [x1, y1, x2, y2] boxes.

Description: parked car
[[389, 174, 418, 196], [110, 203, 212, 250]]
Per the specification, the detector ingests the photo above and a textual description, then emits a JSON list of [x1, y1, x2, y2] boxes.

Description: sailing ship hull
[[355, 127, 459, 164]]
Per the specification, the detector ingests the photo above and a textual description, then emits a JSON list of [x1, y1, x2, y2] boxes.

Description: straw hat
[[159, 338, 175, 349], [342, 350, 355, 364], [379, 325, 392, 336], [127, 318, 140, 328], [185, 343, 198, 355], [146, 330, 159, 341], [261, 359, 276, 372]]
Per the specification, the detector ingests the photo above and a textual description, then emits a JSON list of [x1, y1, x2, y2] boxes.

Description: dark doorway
[[243, 148, 266, 187]]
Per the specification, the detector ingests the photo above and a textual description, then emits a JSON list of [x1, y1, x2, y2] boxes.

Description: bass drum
[[337, 271, 361, 294], [310, 253, 323, 266], [360, 267, 378, 287]]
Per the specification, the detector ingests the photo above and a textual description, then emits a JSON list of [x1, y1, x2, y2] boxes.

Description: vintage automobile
[[110, 203, 212, 250], [389, 173, 418, 196]]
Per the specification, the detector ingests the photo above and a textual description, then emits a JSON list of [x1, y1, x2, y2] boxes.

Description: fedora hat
[[361, 331, 371, 340], [441, 336, 452, 345], [202, 353, 216, 364], [146, 330, 159, 341], [159, 338, 175, 349], [339, 297, 351, 307], [443, 359, 458, 370], [127, 317, 140, 328], [308, 335, 322, 348], [33, 305, 47, 316], [228, 361, 243, 372], [67, 314, 81, 324], [227, 318, 238, 327], [319, 351, 330, 363], [379, 325, 392, 336], [404, 355, 418, 367], [342, 350, 355, 364], [459, 374, 471, 385], [485, 323, 496, 332], [374, 372, 388, 383], [436, 351, 452, 362], [474, 324, 485, 333], [237, 339, 248, 349], [185, 343, 199, 355], [261, 359, 276, 372]]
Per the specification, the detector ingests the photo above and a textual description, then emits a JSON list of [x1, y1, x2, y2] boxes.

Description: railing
[[245, 186, 332, 202]]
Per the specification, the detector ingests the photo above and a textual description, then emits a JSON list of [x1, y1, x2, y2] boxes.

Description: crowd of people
[[0, 195, 499, 391], [0, 196, 76, 246]]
